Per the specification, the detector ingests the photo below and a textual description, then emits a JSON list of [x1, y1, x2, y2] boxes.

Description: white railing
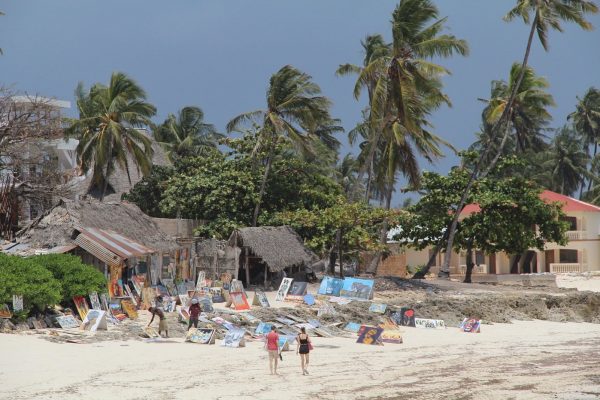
[[549, 263, 586, 273], [454, 264, 487, 275], [566, 231, 585, 240]]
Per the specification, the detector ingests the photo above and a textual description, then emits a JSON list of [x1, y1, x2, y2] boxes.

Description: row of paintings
[[318, 276, 374, 300]]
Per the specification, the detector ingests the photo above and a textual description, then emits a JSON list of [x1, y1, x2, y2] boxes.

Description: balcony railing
[[549, 263, 586, 273], [565, 231, 585, 240]]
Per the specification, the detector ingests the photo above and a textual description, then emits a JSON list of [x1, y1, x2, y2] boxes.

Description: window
[[475, 250, 485, 265], [560, 216, 577, 231], [559, 249, 578, 263]]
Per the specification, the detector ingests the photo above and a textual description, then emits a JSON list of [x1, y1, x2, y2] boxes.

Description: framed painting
[[317, 276, 343, 296], [275, 278, 293, 302], [356, 325, 384, 345], [121, 299, 138, 320], [253, 290, 270, 307], [186, 328, 215, 344], [82, 310, 108, 332], [340, 277, 374, 300], [459, 318, 481, 333], [89, 292, 102, 310], [0, 304, 12, 319], [369, 303, 387, 314], [255, 322, 273, 335], [56, 315, 80, 329], [73, 296, 90, 320], [380, 329, 403, 344], [222, 328, 246, 348], [230, 292, 250, 311], [344, 322, 361, 333]]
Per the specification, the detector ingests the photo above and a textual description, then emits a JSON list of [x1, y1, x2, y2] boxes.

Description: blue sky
[[1, 1, 599, 206]]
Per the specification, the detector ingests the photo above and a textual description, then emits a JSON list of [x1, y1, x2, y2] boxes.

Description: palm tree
[[153, 106, 222, 162], [542, 126, 590, 196], [66, 72, 156, 200], [440, 0, 598, 277], [569, 87, 600, 192], [0, 11, 4, 55], [482, 63, 554, 153], [226, 65, 338, 226]]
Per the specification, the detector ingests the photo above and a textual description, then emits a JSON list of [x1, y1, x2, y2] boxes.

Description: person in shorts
[[147, 307, 168, 338], [296, 326, 312, 375], [265, 325, 280, 375]]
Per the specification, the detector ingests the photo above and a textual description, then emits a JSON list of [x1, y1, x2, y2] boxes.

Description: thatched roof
[[229, 226, 316, 272], [15, 198, 178, 252]]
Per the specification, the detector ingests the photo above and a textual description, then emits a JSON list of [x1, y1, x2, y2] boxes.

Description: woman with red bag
[[296, 327, 312, 375]]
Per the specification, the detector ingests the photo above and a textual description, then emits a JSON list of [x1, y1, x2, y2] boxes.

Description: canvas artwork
[[340, 277, 374, 300], [415, 318, 446, 329], [275, 278, 294, 302], [242, 313, 259, 323], [303, 294, 315, 306], [230, 279, 244, 293], [379, 318, 398, 330], [196, 271, 206, 290], [253, 290, 270, 307], [0, 304, 12, 319], [89, 292, 102, 310], [460, 318, 481, 333], [73, 296, 90, 320], [124, 284, 138, 306], [230, 292, 250, 311], [121, 299, 138, 320], [318, 276, 344, 296], [82, 310, 108, 332], [186, 328, 215, 344], [222, 328, 246, 348], [356, 325, 384, 345], [289, 281, 308, 296], [380, 329, 403, 344], [210, 287, 225, 303], [164, 300, 177, 313], [99, 293, 110, 311], [391, 308, 416, 327], [255, 322, 273, 335], [179, 294, 190, 308], [344, 322, 361, 333], [131, 275, 145, 296], [179, 307, 190, 322], [369, 303, 387, 314], [176, 282, 188, 296], [198, 296, 214, 313], [56, 315, 80, 329], [12, 295, 23, 312]]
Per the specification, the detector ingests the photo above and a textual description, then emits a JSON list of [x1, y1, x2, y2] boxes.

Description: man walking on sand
[[266, 325, 280, 375]]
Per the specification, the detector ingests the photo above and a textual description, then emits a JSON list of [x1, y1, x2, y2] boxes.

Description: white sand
[[556, 274, 600, 292], [1, 319, 600, 400]]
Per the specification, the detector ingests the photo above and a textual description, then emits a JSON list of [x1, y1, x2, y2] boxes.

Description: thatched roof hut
[[228, 226, 316, 273], [14, 198, 178, 253]]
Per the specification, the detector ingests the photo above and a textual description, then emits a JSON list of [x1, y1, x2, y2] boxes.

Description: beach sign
[[415, 318, 446, 329]]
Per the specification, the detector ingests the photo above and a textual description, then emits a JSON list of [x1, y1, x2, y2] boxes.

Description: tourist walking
[[188, 298, 202, 330], [265, 325, 280, 375], [147, 307, 168, 338], [296, 327, 312, 375]]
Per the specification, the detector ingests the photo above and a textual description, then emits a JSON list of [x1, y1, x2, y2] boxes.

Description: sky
[[1, 1, 599, 206]]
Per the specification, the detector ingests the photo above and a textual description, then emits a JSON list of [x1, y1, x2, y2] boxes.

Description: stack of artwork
[[186, 328, 216, 344]]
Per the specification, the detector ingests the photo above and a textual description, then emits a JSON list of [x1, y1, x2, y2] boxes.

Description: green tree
[[0, 254, 61, 313], [153, 106, 222, 162], [66, 72, 157, 200], [227, 65, 340, 226], [482, 63, 554, 153], [569, 87, 600, 193], [396, 157, 567, 282], [440, 0, 598, 277], [122, 165, 174, 217], [31, 254, 106, 301]]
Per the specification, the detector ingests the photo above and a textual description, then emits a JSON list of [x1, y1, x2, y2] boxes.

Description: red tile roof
[[460, 190, 600, 215]]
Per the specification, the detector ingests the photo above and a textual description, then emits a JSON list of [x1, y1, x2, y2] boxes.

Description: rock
[[15, 322, 30, 331], [0, 319, 16, 332]]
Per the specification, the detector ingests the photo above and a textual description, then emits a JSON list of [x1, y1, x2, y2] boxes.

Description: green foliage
[[0, 254, 61, 313], [396, 157, 568, 256], [31, 254, 106, 300], [122, 165, 175, 217], [273, 197, 404, 257]]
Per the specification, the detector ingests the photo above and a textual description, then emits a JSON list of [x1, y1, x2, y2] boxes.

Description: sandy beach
[[1, 318, 599, 400]]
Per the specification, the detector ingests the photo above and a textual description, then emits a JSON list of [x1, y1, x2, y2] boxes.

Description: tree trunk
[[252, 151, 273, 227], [364, 159, 373, 203], [412, 230, 449, 279], [587, 142, 597, 193], [352, 129, 382, 202], [328, 245, 337, 276], [366, 181, 393, 274], [463, 242, 474, 284], [337, 228, 344, 278], [439, 14, 539, 277]]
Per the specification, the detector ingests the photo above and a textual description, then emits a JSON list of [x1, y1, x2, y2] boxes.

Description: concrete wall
[[152, 218, 202, 239]]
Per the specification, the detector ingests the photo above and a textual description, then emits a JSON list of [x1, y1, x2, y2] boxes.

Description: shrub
[[0, 253, 62, 313], [31, 254, 106, 301]]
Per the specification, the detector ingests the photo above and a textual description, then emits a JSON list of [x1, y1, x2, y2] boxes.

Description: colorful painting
[[255, 322, 273, 335], [318, 276, 343, 296], [380, 329, 403, 344], [356, 325, 384, 345], [0, 304, 12, 319], [121, 299, 138, 320], [340, 277, 374, 300], [99, 293, 110, 311], [179, 307, 190, 322], [391, 308, 416, 327], [230, 279, 244, 293], [124, 284, 138, 306], [303, 294, 315, 306], [12, 295, 23, 312], [73, 296, 90, 320], [230, 292, 250, 311], [56, 315, 80, 329], [178, 294, 190, 308], [196, 271, 206, 290], [108, 264, 123, 298], [289, 281, 308, 296], [344, 322, 361, 333], [379, 318, 398, 330], [222, 328, 246, 348], [459, 318, 481, 333], [186, 328, 215, 344], [82, 310, 108, 332], [89, 292, 102, 310], [210, 287, 225, 303], [275, 278, 293, 302], [131, 275, 145, 296], [369, 303, 387, 314], [253, 290, 270, 307], [198, 296, 214, 313], [415, 318, 446, 329], [164, 300, 177, 313]]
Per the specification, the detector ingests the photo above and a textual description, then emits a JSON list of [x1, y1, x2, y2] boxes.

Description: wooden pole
[[264, 264, 268, 288], [245, 248, 250, 289]]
